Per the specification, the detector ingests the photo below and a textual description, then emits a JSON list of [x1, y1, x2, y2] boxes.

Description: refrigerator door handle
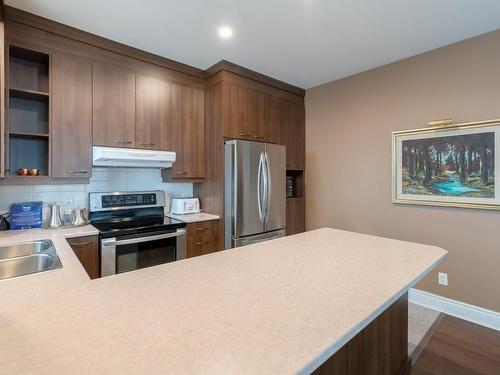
[[257, 152, 264, 222], [264, 151, 271, 222]]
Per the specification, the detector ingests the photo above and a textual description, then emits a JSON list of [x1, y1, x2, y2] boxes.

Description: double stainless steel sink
[[0, 240, 62, 280]]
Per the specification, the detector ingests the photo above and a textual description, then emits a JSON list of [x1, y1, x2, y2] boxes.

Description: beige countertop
[[166, 212, 220, 223], [0, 225, 99, 313], [0, 227, 446, 375]]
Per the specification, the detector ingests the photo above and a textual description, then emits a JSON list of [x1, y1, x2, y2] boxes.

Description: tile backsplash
[[0, 168, 193, 221]]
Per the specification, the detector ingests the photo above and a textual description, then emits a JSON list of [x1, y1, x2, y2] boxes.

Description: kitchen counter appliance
[[170, 198, 201, 215], [225, 140, 286, 248], [92, 146, 176, 168], [89, 191, 186, 277]]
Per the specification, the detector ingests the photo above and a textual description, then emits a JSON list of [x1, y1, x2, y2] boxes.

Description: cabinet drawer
[[186, 220, 220, 258]]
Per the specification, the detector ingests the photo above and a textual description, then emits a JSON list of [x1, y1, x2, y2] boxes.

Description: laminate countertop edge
[[298, 250, 447, 375]]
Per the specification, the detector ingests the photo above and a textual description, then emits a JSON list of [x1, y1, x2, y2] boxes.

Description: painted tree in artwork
[[401, 132, 495, 198]]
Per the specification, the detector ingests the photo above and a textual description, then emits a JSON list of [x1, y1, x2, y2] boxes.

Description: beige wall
[[305, 29, 500, 312]]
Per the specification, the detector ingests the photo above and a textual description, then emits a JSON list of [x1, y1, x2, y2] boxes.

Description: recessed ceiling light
[[218, 26, 233, 39]]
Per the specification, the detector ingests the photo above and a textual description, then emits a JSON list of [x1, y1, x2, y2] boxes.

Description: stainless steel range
[[89, 191, 186, 277]]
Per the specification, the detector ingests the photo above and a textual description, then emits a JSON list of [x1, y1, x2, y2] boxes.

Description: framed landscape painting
[[392, 120, 500, 210]]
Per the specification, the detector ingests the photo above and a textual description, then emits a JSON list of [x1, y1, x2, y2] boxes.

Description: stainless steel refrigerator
[[225, 140, 286, 248]]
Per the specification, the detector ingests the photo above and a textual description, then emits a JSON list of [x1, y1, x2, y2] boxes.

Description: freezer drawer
[[233, 229, 286, 248]]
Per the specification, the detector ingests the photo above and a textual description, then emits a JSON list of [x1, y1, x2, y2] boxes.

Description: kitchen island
[[0, 227, 446, 374]]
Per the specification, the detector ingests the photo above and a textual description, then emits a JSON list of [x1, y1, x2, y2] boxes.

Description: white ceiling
[[6, 0, 500, 88]]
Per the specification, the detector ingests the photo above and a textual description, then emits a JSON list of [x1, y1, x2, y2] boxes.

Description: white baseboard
[[409, 288, 500, 332]]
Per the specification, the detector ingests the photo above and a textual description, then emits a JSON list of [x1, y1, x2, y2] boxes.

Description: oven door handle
[[102, 229, 187, 247]]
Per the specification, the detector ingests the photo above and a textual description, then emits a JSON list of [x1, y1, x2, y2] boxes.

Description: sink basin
[[0, 240, 53, 260], [0, 240, 62, 280]]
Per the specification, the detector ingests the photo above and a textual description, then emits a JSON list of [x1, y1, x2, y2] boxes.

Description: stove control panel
[[89, 191, 165, 212], [102, 193, 157, 208]]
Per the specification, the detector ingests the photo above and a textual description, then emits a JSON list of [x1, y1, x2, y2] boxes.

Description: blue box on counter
[[10, 201, 43, 230]]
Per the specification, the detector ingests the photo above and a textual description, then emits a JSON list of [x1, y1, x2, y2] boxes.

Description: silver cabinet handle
[[114, 140, 132, 144], [102, 229, 186, 246], [66, 170, 88, 174], [175, 171, 188, 175], [139, 142, 155, 146], [195, 241, 209, 245], [253, 135, 264, 140], [239, 133, 250, 137]]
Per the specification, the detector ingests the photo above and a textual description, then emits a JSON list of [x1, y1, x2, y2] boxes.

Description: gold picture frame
[[392, 119, 500, 210]]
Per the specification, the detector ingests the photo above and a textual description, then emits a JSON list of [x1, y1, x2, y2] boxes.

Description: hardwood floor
[[412, 315, 500, 375]]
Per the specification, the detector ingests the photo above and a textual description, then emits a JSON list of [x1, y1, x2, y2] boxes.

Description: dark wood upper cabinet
[[168, 83, 205, 179], [246, 89, 281, 142], [225, 83, 251, 140], [223, 82, 285, 144], [92, 64, 136, 148], [281, 98, 305, 170], [244, 88, 263, 140], [262, 94, 284, 144], [51, 53, 92, 178], [136, 75, 170, 151]]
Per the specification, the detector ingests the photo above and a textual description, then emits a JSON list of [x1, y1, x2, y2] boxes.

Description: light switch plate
[[438, 272, 448, 286]]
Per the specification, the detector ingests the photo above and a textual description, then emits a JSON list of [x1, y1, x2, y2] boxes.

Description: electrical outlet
[[438, 272, 448, 286]]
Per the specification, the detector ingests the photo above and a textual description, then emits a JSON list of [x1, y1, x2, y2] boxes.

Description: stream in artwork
[[432, 173, 479, 196]]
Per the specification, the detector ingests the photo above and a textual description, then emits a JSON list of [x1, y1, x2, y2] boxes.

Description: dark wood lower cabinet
[[67, 235, 99, 279], [186, 220, 220, 258], [313, 293, 410, 375], [286, 197, 305, 235]]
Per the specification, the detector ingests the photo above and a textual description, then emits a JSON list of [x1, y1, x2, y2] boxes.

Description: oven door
[[100, 229, 186, 277]]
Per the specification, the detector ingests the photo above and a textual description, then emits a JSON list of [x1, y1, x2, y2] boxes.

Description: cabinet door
[[286, 197, 305, 236], [0, 22, 4, 178], [225, 83, 252, 140], [93, 64, 136, 148], [246, 88, 278, 142], [67, 235, 99, 279], [281, 99, 305, 170], [169, 84, 205, 179], [51, 53, 92, 178], [136, 75, 170, 150], [262, 94, 284, 144], [223, 83, 283, 144]]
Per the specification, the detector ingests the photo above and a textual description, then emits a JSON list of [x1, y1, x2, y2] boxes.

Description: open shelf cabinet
[[6, 45, 50, 177], [286, 169, 304, 198]]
